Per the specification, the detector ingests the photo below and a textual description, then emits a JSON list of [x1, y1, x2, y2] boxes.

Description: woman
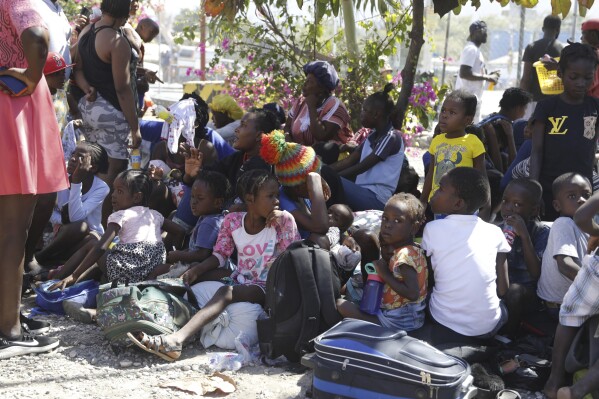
[[0, 0, 69, 357], [285, 60, 353, 164], [74, 0, 140, 223]]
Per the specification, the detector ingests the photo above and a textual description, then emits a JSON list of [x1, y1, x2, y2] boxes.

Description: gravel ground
[[1, 149, 430, 399]]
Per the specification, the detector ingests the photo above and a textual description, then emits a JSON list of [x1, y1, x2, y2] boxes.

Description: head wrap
[[260, 130, 322, 187], [469, 20, 487, 34], [303, 61, 339, 92], [208, 94, 244, 121], [582, 19, 599, 32]]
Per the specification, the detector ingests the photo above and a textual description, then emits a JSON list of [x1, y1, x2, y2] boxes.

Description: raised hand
[[183, 145, 203, 179]]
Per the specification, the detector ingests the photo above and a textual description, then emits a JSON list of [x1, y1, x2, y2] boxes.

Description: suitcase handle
[[321, 330, 407, 341]]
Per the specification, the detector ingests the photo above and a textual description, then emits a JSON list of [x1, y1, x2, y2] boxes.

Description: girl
[[529, 43, 599, 221], [33, 143, 110, 274], [128, 169, 300, 361], [420, 90, 487, 214], [147, 170, 231, 279], [331, 84, 405, 211], [336, 193, 428, 331], [49, 170, 185, 292]]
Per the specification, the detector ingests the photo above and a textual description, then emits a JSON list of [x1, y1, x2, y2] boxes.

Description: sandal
[[127, 332, 181, 362]]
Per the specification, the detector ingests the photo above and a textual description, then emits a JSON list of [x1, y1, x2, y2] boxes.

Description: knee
[[505, 284, 527, 307]]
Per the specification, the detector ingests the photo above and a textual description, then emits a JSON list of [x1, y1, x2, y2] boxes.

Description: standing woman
[[0, 0, 69, 357], [285, 61, 353, 165], [74, 0, 140, 223]]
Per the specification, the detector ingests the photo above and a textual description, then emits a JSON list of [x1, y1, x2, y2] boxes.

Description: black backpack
[[257, 240, 342, 362]]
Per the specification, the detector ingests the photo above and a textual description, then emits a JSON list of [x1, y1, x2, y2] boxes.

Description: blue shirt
[[505, 220, 550, 286]]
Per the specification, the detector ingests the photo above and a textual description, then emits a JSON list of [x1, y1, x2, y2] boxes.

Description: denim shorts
[[377, 301, 426, 331]]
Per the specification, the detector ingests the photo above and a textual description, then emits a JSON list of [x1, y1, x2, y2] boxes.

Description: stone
[[119, 360, 133, 368]]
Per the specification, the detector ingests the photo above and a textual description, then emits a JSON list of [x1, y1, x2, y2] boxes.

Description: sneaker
[[20, 313, 50, 335], [63, 300, 95, 324], [0, 333, 59, 360]]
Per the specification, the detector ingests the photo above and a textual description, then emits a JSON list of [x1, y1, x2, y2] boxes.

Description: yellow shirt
[[428, 133, 485, 199]]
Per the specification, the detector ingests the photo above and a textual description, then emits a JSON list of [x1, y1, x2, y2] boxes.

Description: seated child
[[337, 193, 427, 332], [32, 142, 110, 275], [422, 167, 510, 341], [127, 170, 300, 361], [537, 173, 592, 319], [500, 178, 550, 336], [147, 170, 230, 279], [544, 191, 599, 399], [49, 170, 186, 291], [327, 204, 361, 270]]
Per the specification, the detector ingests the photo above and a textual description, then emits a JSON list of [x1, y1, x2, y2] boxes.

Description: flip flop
[[127, 332, 181, 362]]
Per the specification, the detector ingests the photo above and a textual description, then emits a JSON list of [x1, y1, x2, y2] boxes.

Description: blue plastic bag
[[34, 279, 99, 314]]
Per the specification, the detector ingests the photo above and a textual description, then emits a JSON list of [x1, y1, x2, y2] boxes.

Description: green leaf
[[296, 0, 303, 8]]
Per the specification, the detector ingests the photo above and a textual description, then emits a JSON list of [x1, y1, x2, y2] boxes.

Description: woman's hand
[[129, 128, 142, 149], [182, 145, 203, 179], [84, 86, 97, 102], [71, 153, 93, 184], [48, 275, 76, 291], [0, 67, 40, 96]]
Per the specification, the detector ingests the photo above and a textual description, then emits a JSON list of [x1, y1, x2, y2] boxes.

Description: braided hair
[[559, 42, 599, 73]]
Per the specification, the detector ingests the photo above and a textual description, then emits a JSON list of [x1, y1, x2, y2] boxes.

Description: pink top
[[289, 96, 353, 145], [0, 0, 46, 68], [213, 211, 300, 287], [107, 206, 164, 244]]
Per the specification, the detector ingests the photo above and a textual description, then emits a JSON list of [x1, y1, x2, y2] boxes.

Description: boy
[[537, 173, 592, 319], [544, 191, 599, 399], [500, 179, 550, 336], [421, 167, 510, 340]]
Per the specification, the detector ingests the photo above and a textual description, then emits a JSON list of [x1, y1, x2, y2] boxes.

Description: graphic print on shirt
[[548, 116, 568, 135], [237, 239, 276, 283], [583, 116, 597, 139], [433, 143, 464, 186]]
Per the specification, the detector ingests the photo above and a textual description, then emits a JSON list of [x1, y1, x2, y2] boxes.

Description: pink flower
[[221, 38, 230, 51], [247, 53, 254, 61]]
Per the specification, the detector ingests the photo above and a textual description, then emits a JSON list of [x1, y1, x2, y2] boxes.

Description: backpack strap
[[312, 246, 342, 328], [292, 244, 323, 355]]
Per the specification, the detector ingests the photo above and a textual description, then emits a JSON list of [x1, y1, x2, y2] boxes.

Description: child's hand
[[342, 236, 360, 252], [266, 209, 284, 227], [73, 119, 84, 129], [504, 214, 528, 238], [372, 258, 389, 277], [48, 275, 76, 291], [166, 250, 180, 264], [182, 145, 203, 179], [71, 153, 93, 184], [181, 263, 203, 286]]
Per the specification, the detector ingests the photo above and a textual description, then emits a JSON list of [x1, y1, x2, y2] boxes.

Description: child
[[147, 170, 231, 279], [49, 170, 186, 292], [529, 43, 599, 221], [327, 203, 354, 249], [537, 173, 592, 319], [336, 193, 427, 331], [32, 143, 110, 274], [331, 84, 405, 211], [421, 167, 510, 342], [543, 191, 599, 399], [420, 90, 486, 208], [500, 178, 550, 336], [327, 204, 361, 278], [127, 170, 300, 361]]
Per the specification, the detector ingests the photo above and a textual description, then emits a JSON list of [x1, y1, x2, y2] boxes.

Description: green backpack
[[96, 279, 198, 347]]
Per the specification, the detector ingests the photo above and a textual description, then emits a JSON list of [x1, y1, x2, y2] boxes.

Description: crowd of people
[[2, 1, 599, 398]]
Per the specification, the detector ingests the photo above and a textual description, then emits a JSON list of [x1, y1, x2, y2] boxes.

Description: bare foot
[[557, 387, 573, 399], [544, 376, 565, 399]]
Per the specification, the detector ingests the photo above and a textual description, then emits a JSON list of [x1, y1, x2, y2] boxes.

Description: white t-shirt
[[455, 41, 485, 101], [51, 177, 110, 236], [421, 214, 511, 336], [107, 206, 164, 244], [537, 217, 589, 304], [37, 0, 72, 78]]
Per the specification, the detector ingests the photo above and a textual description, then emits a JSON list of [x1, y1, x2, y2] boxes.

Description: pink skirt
[[0, 77, 69, 195]]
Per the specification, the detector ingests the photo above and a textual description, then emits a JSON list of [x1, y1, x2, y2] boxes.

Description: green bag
[[96, 279, 198, 347]]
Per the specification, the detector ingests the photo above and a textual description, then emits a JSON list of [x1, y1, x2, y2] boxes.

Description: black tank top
[[79, 24, 139, 111]]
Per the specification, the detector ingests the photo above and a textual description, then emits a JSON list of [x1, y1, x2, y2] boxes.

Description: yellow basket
[[533, 58, 563, 95]]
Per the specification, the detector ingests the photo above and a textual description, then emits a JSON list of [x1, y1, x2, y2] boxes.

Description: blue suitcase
[[302, 319, 476, 399]]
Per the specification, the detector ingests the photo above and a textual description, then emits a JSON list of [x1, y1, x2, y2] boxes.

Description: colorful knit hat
[[260, 130, 322, 187], [208, 94, 244, 121]]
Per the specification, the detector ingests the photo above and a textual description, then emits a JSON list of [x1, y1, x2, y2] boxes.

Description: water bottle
[[359, 263, 385, 315], [130, 148, 141, 170], [503, 224, 516, 246]]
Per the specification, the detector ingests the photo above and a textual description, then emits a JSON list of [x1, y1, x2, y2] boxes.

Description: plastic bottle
[[503, 224, 516, 246], [488, 81, 495, 91], [359, 263, 385, 315], [130, 148, 141, 170]]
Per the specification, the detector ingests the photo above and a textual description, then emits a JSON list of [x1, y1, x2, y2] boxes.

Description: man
[[581, 19, 599, 98], [36, 0, 73, 78], [520, 15, 563, 118], [455, 21, 498, 123]]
